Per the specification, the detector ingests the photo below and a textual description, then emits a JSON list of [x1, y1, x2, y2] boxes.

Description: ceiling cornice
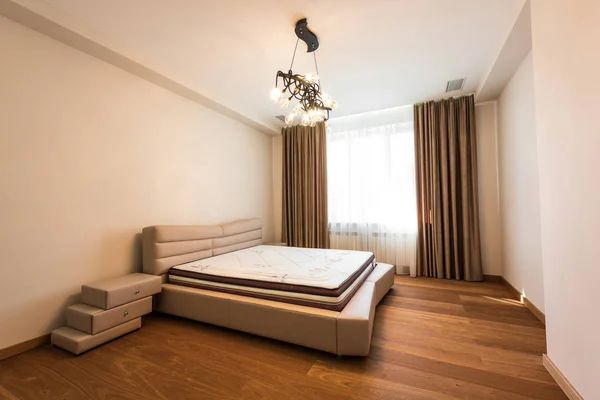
[[0, 0, 279, 136], [476, 0, 532, 102]]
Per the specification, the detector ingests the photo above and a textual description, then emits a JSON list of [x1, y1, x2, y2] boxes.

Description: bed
[[142, 218, 395, 356]]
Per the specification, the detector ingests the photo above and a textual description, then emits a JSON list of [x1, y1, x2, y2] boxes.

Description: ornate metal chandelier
[[270, 18, 336, 128]]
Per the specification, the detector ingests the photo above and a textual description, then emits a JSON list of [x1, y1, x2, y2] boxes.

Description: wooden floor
[[0, 276, 567, 400]]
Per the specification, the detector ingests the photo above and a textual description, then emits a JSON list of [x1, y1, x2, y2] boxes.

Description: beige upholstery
[[220, 218, 262, 236], [142, 218, 262, 276], [155, 239, 212, 259], [337, 282, 377, 355], [51, 318, 141, 355], [66, 297, 152, 335], [81, 273, 161, 309], [157, 284, 339, 353], [366, 262, 397, 304], [142, 219, 395, 356]]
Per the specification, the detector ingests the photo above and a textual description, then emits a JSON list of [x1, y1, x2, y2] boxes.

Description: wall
[[0, 16, 274, 350], [475, 102, 502, 277], [496, 51, 545, 312], [530, 1, 600, 398]]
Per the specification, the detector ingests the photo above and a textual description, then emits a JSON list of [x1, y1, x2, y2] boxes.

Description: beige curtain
[[414, 95, 483, 281], [281, 122, 329, 248]]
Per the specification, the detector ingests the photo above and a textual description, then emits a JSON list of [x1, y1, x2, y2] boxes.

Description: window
[[327, 105, 417, 273]]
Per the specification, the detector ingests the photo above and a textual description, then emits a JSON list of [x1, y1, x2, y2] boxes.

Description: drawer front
[[52, 318, 142, 355], [92, 296, 152, 334], [104, 278, 160, 309], [82, 275, 161, 309]]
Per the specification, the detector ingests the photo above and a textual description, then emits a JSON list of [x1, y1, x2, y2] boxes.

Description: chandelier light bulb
[[301, 113, 310, 126], [280, 97, 291, 108], [270, 88, 283, 102], [305, 73, 319, 83], [285, 112, 295, 125]]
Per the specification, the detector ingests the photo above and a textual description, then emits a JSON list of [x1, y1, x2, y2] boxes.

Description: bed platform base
[[156, 262, 394, 356], [143, 219, 395, 356]]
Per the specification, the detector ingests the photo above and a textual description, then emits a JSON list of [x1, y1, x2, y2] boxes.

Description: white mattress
[[170, 245, 375, 290], [168, 265, 373, 306]]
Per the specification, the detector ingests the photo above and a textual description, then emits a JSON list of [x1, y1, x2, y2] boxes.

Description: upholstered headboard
[[142, 218, 262, 276]]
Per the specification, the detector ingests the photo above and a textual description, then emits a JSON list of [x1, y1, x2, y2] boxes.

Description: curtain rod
[[414, 93, 475, 106]]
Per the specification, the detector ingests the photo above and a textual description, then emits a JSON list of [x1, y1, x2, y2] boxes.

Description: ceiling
[[10, 0, 525, 133]]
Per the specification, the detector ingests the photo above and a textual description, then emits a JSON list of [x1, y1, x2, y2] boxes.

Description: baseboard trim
[[500, 277, 546, 325], [523, 297, 545, 325], [543, 354, 584, 400], [483, 274, 502, 282], [0, 334, 51, 361]]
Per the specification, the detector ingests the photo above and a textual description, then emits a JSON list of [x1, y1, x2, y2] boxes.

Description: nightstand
[[51, 273, 161, 355]]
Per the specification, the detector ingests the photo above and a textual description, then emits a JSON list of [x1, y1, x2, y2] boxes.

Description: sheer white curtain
[[327, 105, 417, 275]]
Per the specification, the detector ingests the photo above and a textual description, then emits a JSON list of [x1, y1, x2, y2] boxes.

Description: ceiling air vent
[[275, 115, 286, 122], [446, 78, 466, 93]]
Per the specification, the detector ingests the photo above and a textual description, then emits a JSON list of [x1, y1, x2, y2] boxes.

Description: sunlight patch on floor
[[481, 296, 523, 306]]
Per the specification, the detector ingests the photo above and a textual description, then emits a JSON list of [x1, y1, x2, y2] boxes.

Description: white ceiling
[[11, 0, 525, 133]]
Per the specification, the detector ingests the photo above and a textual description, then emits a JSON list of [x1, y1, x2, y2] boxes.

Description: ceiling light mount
[[295, 18, 319, 53], [270, 18, 336, 127]]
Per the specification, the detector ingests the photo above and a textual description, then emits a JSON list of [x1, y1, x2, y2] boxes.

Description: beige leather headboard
[[142, 218, 262, 276]]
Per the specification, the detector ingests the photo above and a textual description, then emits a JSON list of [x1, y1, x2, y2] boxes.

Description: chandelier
[[270, 18, 336, 128]]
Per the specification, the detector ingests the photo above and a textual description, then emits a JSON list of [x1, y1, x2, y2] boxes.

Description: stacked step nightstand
[[51, 273, 161, 355]]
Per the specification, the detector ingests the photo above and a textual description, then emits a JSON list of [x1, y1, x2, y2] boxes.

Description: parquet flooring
[[0, 276, 566, 399]]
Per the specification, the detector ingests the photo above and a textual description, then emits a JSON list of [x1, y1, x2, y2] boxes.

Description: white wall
[[496, 51, 545, 312], [530, 1, 600, 398], [475, 103, 502, 276], [0, 16, 274, 350]]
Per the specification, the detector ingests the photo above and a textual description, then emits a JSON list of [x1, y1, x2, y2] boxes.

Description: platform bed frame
[[142, 218, 395, 356]]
